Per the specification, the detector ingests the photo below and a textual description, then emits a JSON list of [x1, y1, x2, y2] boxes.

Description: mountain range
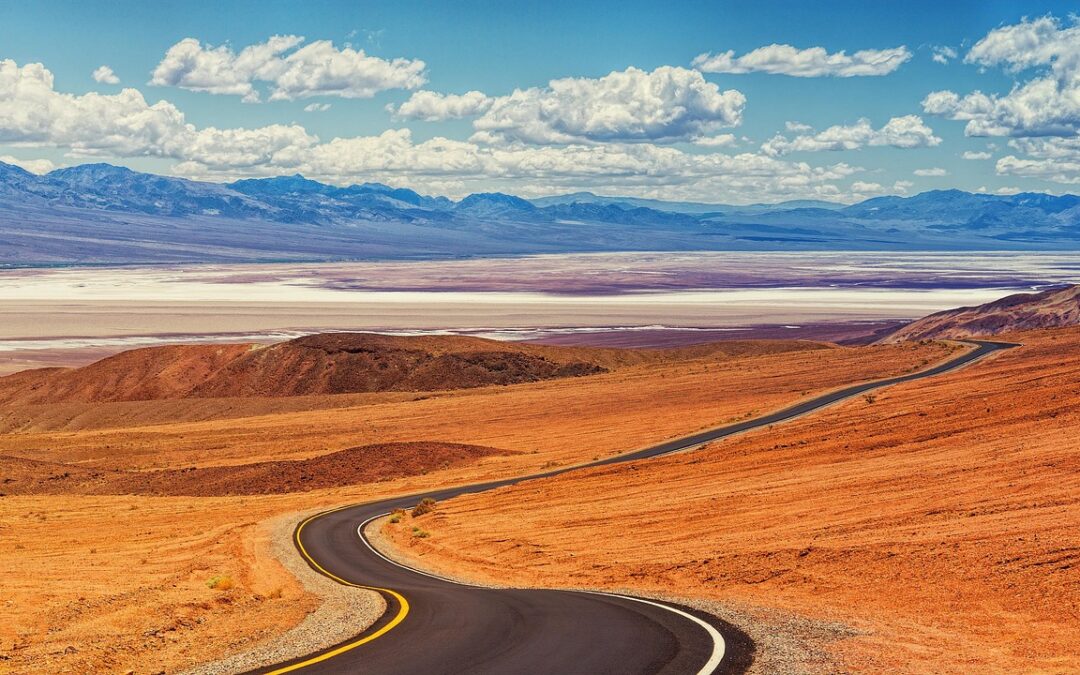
[[3, 161, 1080, 264]]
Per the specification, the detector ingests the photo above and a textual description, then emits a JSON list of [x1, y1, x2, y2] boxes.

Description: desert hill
[[0, 441, 508, 496], [384, 327, 1080, 672], [884, 284, 1080, 342], [0, 332, 827, 405]]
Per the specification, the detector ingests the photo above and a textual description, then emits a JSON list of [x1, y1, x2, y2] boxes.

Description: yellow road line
[[264, 505, 410, 674], [262, 342, 1001, 674]]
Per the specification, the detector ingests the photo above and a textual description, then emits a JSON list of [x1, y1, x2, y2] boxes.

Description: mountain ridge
[[884, 285, 1080, 342], [4, 160, 1080, 263]]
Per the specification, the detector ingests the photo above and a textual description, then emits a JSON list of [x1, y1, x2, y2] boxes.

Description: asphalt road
[[253, 339, 1016, 675]]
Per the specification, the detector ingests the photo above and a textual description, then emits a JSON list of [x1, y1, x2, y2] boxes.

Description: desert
[[2, 332, 954, 672], [4, 4, 1080, 673], [382, 327, 1080, 672]]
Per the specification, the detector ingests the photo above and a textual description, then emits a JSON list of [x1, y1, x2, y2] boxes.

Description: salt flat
[[2, 251, 1075, 373]]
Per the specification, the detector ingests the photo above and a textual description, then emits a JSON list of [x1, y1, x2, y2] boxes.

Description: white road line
[[339, 342, 1013, 675], [355, 514, 728, 674], [582, 591, 726, 675]]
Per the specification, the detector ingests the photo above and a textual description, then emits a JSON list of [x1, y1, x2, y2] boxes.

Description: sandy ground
[[0, 342, 945, 470], [180, 511, 385, 675], [382, 328, 1080, 673], [0, 340, 948, 673]]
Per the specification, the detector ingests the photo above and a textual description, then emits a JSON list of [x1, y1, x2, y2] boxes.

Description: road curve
[[252, 339, 1016, 675]]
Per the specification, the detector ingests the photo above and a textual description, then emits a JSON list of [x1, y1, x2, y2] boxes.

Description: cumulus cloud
[[692, 44, 911, 77], [204, 126, 857, 200], [962, 150, 992, 160], [150, 35, 426, 102], [303, 102, 331, 112], [913, 167, 948, 176], [978, 185, 1024, 195], [994, 137, 1080, 184], [0, 57, 873, 203], [470, 66, 745, 144], [693, 134, 737, 148], [851, 181, 882, 192], [0, 58, 318, 165], [170, 126, 861, 203], [391, 90, 493, 121], [92, 65, 119, 84], [923, 16, 1080, 137], [761, 115, 941, 156], [931, 46, 958, 65], [0, 154, 55, 174]]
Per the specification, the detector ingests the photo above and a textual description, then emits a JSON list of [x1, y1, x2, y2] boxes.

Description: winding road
[[252, 339, 1016, 675]]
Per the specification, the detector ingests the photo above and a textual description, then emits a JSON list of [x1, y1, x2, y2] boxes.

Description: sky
[[1, 0, 1079, 203]]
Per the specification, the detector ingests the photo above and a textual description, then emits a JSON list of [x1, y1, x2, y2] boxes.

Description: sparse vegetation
[[411, 527, 430, 538], [863, 393, 877, 404], [411, 497, 437, 517], [206, 575, 234, 590]]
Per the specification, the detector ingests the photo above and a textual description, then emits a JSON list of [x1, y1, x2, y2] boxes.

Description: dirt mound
[[0, 333, 608, 405], [188, 333, 605, 398], [0, 343, 254, 405], [0, 332, 832, 407], [884, 284, 1080, 342], [0, 442, 509, 496]]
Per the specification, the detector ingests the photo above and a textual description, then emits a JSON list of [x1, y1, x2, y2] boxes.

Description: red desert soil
[[385, 327, 1080, 674], [0, 335, 953, 673], [0, 333, 620, 405], [0, 442, 509, 496], [885, 283, 1080, 342], [0, 332, 827, 407]]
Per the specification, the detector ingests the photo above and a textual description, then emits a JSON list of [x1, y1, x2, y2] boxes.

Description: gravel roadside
[[181, 510, 386, 675], [366, 515, 854, 675]]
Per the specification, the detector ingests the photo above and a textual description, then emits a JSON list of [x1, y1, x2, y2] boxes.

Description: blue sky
[[1, 1, 1079, 203]]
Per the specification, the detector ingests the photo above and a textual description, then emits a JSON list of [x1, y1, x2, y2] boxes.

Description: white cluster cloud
[[469, 66, 745, 144], [913, 167, 948, 176], [931, 46, 958, 65], [923, 16, 1080, 137], [92, 65, 119, 84], [692, 44, 911, 77], [177, 128, 860, 203], [0, 58, 869, 202], [150, 35, 427, 102], [761, 115, 940, 156], [693, 134, 737, 148], [962, 150, 992, 160], [392, 90, 493, 121], [994, 137, 1080, 184], [304, 102, 331, 112], [0, 154, 55, 173], [0, 59, 318, 166]]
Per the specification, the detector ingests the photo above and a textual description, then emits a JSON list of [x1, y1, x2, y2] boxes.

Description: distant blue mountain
[[2, 160, 1080, 264], [529, 191, 845, 215], [456, 192, 537, 215]]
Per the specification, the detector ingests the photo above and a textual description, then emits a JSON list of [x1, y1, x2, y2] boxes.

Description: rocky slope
[[885, 284, 1080, 342], [0, 333, 611, 404], [0, 441, 509, 496]]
